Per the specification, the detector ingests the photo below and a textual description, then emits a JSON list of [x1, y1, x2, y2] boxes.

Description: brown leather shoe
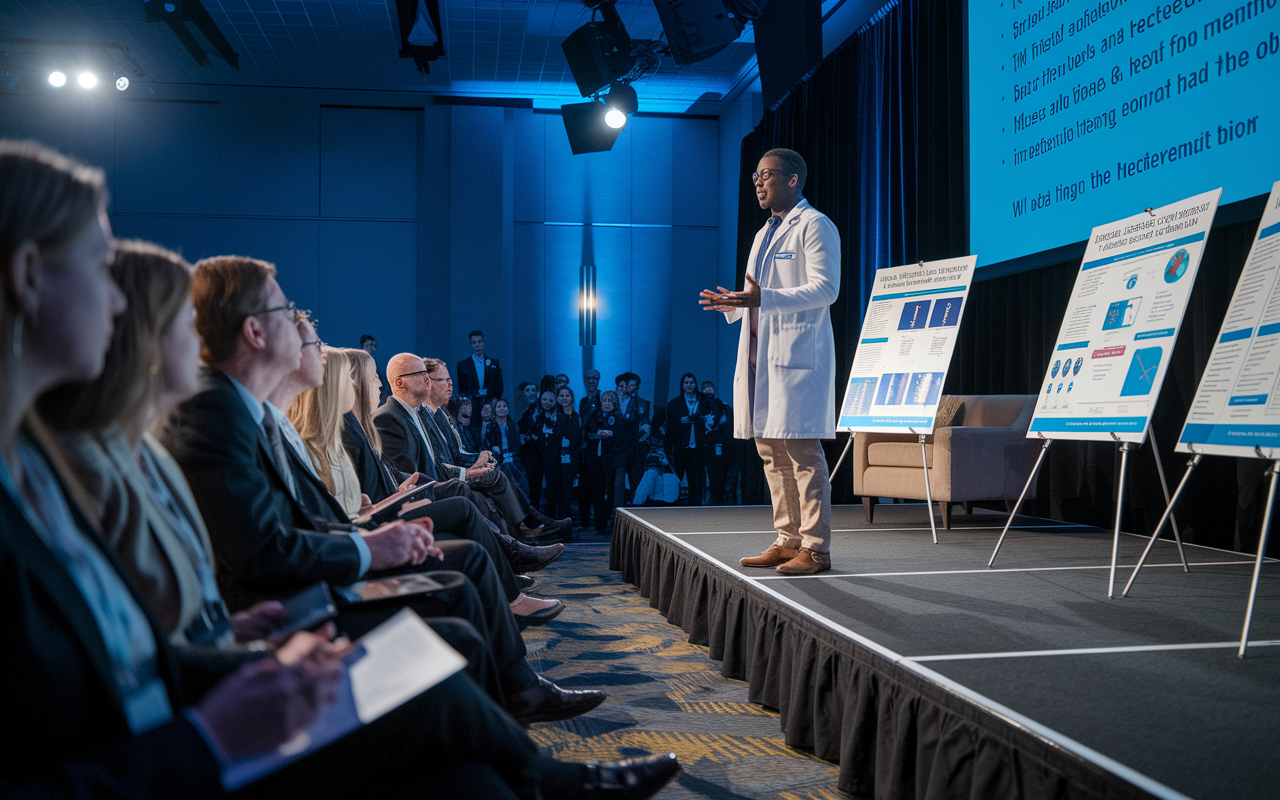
[[775, 548, 831, 575], [740, 544, 799, 568]]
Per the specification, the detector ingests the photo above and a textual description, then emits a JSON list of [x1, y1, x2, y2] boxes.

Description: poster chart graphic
[[1178, 182, 1280, 458], [838, 256, 977, 434], [1028, 188, 1222, 443], [1125, 184, 1280, 651]]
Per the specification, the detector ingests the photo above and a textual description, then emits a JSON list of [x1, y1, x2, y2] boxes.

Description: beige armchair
[[852, 395, 1041, 528]]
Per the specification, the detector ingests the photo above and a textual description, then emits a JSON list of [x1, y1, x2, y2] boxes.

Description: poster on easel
[[1178, 182, 1280, 457], [1028, 188, 1222, 443], [837, 256, 977, 434]]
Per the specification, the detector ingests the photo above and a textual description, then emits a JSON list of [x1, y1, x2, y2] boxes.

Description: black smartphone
[[264, 582, 339, 645]]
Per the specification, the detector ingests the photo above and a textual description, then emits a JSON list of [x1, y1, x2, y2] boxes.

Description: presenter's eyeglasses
[[752, 168, 794, 183]]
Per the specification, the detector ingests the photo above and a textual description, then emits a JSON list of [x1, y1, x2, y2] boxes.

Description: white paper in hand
[[349, 607, 468, 723]]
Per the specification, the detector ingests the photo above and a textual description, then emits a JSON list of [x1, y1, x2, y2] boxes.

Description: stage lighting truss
[[0, 41, 146, 95]]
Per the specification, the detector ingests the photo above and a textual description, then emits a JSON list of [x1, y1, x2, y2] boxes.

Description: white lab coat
[[724, 198, 840, 440]]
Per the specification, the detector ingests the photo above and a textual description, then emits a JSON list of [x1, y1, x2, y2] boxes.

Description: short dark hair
[[517, 381, 533, 392], [191, 255, 276, 364], [679, 372, 699, 390], [468, 330, 484, 340], [762, 148, 807, 192], [360, 334, 376, 346]]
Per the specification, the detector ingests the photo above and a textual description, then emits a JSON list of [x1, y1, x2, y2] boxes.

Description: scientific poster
[[1028, 187, 1221, 442], [838, 256, 977, 433], [1178, 181, 1280, 457]]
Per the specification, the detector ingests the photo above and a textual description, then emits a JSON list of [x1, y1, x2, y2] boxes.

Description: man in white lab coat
[[699, 149, 840, 575]]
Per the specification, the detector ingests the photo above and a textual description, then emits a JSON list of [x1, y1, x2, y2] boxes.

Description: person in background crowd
[[538, 374, 557, 397], [540, 386, 582, 524], [456, 399, 481, 453], [287, 344, 365, 519], [477, 397, 496, 446], [575, 369, 603, 530], [360, 334, 376, 356], [615, 372, 651, 503], [596, 391, 636, 520], [519, 387, 547, 511], [457, 329, 503, 403], [487, 397, 530, 499], [554, 374, 570, 392], [583, 390, 628, 533], [342, 347, 409, 503], [701, 380, 734, 505], [515, 380, 538, 419], [664, 372, 708, 506]]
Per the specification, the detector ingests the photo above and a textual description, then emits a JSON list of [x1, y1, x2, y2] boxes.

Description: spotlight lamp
[[115, 76, 130, 91], [77, 71, 97, 89], [48, 71, 66, 87], [602, 82, 637, 129]]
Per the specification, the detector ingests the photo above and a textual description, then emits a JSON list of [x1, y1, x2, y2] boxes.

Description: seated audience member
[[457, 329, 503, 402], [487, 397, 531, 498], [541, 386, 583, 523], [701, 380, 733, 505], [632, 425, 680, 505], [155, 256, 591, 720], [664, 372, 708, 506], [456, 399, 482, 453], [299, 346, 559, 606], [0, 140, 680, 799], [377, 355, 570, 540]]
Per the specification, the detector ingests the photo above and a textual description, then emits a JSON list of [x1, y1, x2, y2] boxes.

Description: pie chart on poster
[[1165, 249, 1190, 283]]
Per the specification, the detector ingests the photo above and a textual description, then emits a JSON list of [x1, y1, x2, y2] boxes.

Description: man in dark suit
[[664, 373, 709, 506], [701, 380, 734, 505], [157, 257, 601, 723], [616, 372, 652, 502], [378, 353, 570, 540], [456, 329, 503, 403]]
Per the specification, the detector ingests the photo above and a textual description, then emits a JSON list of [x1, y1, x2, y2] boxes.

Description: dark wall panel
[[110, 215, 219, 264], [114, 101, 219, 215], [631, 227, 675, 404], [513, 111, 545, 224], [17, 97, 116, 192], [320, 107, 417, 220], [544, 115, 632, 225], [319, 220, 417, 357], [630, 116, 673, 227], [669, 118, 718, 229], [218, 218, 322, 317], [448, 106, 506, 360], [219, 102, 319, 217], [511, 223, 547, 382], [669, 227, 720, 388]]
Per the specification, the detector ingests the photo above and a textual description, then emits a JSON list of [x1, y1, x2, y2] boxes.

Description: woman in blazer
[[540, 387, 582, 522]]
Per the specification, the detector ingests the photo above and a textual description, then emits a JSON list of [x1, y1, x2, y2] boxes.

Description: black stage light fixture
[[561, 1, 633, 97], [140, 0, 183, 23], [651, 0, 764, 65], [393, 0, 445, 74], [561, 100, 624, 155], [602, 81, 637, 129]]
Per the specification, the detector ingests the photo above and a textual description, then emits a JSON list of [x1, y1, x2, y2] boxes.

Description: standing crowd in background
[[373, 330, 756, 540]]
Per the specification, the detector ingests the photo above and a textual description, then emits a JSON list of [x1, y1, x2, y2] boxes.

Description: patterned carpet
[[521, 540, 844, 800]]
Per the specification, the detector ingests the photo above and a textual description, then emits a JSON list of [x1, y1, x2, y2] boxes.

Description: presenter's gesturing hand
[[699, 273, 761, 311]]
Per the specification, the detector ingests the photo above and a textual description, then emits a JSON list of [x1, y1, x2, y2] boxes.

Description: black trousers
[[241, 671, 541, 800], [402, 494, 520, 602], [579, 460, 610, 531], [435, 469, 533, 533], [704, 445, 729, 505], [672, 447, 704, 506], [338, 539, 536, 698], [542, 463, 575, 521]]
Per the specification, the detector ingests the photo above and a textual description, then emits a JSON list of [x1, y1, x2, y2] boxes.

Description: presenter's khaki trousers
[[755, 438, 831, 554]]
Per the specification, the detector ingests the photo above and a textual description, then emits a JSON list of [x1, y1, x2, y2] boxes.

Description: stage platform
[[609, 504, 1280, 800]]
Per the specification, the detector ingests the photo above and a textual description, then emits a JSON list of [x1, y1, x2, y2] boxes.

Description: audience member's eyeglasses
[[395, 369, 430, 380], [252, 301, 298, 318], [301, 340, 322, 349], [751, 168, 794, 183], [430, 376, 452, 383]]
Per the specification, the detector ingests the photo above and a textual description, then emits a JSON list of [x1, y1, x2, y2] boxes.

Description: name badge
[[478, 388, 487, 396], [715, 443, 723, 456], [561, 453, 571, 464], [680, 416, 690, 424], [775, 252, 795, 260], [561, 438, 570, 447]]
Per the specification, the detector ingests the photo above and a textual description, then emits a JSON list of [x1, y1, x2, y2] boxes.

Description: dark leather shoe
[[740, 544, 799, 568], [505, 675, 606, 725], [534, 510, 574, 539], [506, 541, 564, 574], [516, 521, 546, 540], [580, 753, 680, 798], [516, 574, 536, 590], [775, 548, 831, 575], [512, 597, 564, 629]]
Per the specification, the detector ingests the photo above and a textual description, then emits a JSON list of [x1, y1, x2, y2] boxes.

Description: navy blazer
[[664, 394, 710, 457], [0, 421, 223, 797], [343, 411, 403, 503], [155, 367, 362, 610], [456, 355, 503, 402], [423, 406, 482, 476]]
